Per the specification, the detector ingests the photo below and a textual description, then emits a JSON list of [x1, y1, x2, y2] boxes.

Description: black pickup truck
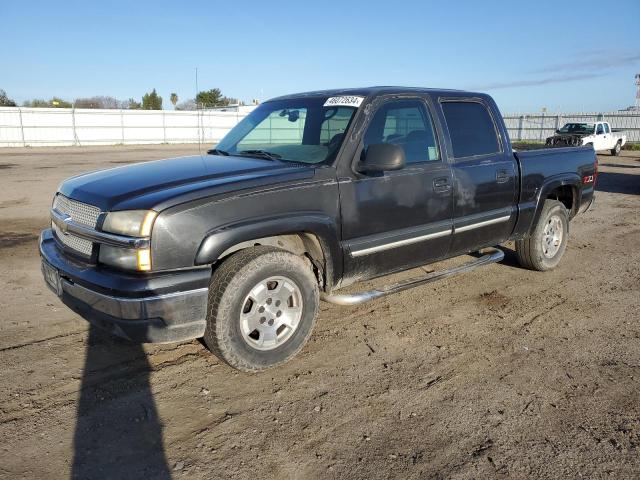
[[40, 87, 597, 371]]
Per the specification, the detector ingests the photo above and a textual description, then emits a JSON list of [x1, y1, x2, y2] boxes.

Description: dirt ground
[[0, 144, 638, 479]]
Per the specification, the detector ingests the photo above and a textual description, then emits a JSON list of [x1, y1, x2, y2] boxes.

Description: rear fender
[[513, 174, 581, 238]]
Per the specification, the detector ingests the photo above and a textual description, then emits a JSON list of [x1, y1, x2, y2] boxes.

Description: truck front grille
[[52, 194, 101, 228], [51, 194, 101, 257], [52, 222, 94, 256]]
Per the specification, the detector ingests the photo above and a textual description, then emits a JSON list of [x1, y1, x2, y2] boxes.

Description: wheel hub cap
[[239, 276, 303, 351], [542, 214, 563, 258]]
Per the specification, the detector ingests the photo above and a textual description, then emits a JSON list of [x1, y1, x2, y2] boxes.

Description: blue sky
[[1, 0, 639, 112]]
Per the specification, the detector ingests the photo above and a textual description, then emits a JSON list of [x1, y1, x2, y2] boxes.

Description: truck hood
[[59, 154, 315, 211]]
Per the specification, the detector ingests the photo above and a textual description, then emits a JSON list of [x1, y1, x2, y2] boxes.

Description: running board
[[320, 247, 504, 306]]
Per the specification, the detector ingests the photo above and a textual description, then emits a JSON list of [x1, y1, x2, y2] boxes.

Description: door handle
[[496, 169, 510, 184], [433, 177, 451, 193]]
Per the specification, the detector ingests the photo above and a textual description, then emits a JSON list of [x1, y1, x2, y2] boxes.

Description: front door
[[594, 123, 607, 150], [439, 99, 517, 254], [339, 97, 453, 282]]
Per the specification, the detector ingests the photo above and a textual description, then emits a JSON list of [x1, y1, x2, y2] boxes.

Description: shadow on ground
[[596, 171, 640, 195], [72, 325, 171, 479], [599, 163, 640, 169]]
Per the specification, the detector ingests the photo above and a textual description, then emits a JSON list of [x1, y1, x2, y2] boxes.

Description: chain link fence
[[1, 106, 639, 147]]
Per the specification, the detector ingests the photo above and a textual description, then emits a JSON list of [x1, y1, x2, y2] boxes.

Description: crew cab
[[40, 87, 597, 371], [546, 121, 627, 155]]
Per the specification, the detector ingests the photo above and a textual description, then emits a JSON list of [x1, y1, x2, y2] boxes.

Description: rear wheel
[[516, 200, 569, 271], [611, 140, 621, 156], [204, 246, 319, 372]]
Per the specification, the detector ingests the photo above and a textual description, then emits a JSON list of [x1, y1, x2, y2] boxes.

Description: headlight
[[102, 210, 157, 237], [99, 245, 152, 271], [100, 210, 156, 271]]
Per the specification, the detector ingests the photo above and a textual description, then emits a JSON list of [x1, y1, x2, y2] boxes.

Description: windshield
[[214, 96, 361, 164], [558, 123, 595, 134]]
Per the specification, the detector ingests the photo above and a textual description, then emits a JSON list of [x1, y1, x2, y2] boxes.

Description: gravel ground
[[0, 145, 638, 479]]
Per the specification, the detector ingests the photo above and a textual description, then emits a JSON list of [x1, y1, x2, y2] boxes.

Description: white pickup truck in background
[[546, 121, 627, 155]]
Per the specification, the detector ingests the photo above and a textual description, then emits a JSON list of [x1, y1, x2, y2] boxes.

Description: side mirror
[[358, 143, 405, 173], [555, 129, 561, 134]]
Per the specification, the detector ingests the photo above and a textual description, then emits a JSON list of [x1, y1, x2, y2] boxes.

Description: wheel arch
[[528, 174, 581, 235], [194, 214, 342, 291]]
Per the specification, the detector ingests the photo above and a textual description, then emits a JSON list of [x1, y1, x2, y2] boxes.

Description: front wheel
[[515, 200, 569, 271], [611, 141, 621, 156], [204, 246, 319, 372]]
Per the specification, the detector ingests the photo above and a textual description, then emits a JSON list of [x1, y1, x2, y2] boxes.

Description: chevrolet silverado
[[40, 87, 597, 371]]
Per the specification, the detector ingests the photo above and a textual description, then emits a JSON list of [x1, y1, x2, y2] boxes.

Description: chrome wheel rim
[[239, 275, 303, 351], [542, 214, 563, 258], [615, 143, 621, 153]]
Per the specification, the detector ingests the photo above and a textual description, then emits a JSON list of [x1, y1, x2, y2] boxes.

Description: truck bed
[[514, 145, 596, 218]]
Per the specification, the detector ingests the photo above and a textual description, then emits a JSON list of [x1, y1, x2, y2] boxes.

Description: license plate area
[[42, 260, 62, 297]]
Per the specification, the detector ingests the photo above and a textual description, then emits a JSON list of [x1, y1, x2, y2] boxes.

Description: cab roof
[[267, 86, 483, 102]]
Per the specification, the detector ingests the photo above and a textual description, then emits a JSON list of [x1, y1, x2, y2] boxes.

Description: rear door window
[[604, 123, 610, 134], [441, 101, 500, 159]]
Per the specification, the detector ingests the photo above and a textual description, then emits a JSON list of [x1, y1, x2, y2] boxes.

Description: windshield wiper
[[206, 148, 230, 156], [237, 149, 282, 160]]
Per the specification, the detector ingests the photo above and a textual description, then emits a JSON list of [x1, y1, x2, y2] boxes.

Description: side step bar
[[320, 247, 504, 306]]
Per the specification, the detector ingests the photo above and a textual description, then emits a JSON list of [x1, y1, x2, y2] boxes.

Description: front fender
[[194, 213, 342, 288]]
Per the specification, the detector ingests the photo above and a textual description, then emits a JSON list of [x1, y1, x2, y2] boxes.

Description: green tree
[[126, 98, 142, 109], [196, 88, 222, 108], [170, 92, 178, 109], [0, 89, 17, 106], [195, 88, 237, 108], [23, 99, 50, 107], [50, 97, 72, 108], [141, 89, 163, 110], [22, 97, 72, 108]]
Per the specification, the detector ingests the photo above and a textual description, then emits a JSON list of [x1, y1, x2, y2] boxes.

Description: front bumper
[[39, 229, 210, 343]]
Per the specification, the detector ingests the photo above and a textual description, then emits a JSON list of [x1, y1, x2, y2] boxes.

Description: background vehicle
[[546, 121, 627, 155], [40, 87, 597, 371]]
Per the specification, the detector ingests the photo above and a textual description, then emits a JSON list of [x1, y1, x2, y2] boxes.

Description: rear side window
[[441, 101, 500, 158], [604, 124, 610, 133]]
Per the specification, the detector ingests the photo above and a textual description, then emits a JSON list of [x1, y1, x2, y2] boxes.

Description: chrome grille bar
[[50, 208, 150, 249]]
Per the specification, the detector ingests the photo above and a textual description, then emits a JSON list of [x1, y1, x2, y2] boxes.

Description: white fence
[[0, 107, 251, 147], [503, 112, 640, 143], [1, 106, 639, 148]]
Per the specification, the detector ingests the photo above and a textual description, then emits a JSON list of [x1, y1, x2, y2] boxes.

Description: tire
[[515, 200, 569, 271], [610, 140, 621, 156], [203, 246, 319, 372]]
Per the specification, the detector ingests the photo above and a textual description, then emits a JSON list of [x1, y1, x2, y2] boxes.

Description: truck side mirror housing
[[359, 143, 406, 173], [555, 129, 561, 134]]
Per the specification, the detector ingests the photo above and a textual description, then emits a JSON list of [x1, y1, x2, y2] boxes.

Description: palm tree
[[170, 93, 178, 109]]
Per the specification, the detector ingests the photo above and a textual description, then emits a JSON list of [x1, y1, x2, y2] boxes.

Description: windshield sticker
[[324, 96, 364, 108]]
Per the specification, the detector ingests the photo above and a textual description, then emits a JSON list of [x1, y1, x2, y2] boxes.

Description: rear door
[[339, 96, 453, 280], [439, 99, 517, 254]]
